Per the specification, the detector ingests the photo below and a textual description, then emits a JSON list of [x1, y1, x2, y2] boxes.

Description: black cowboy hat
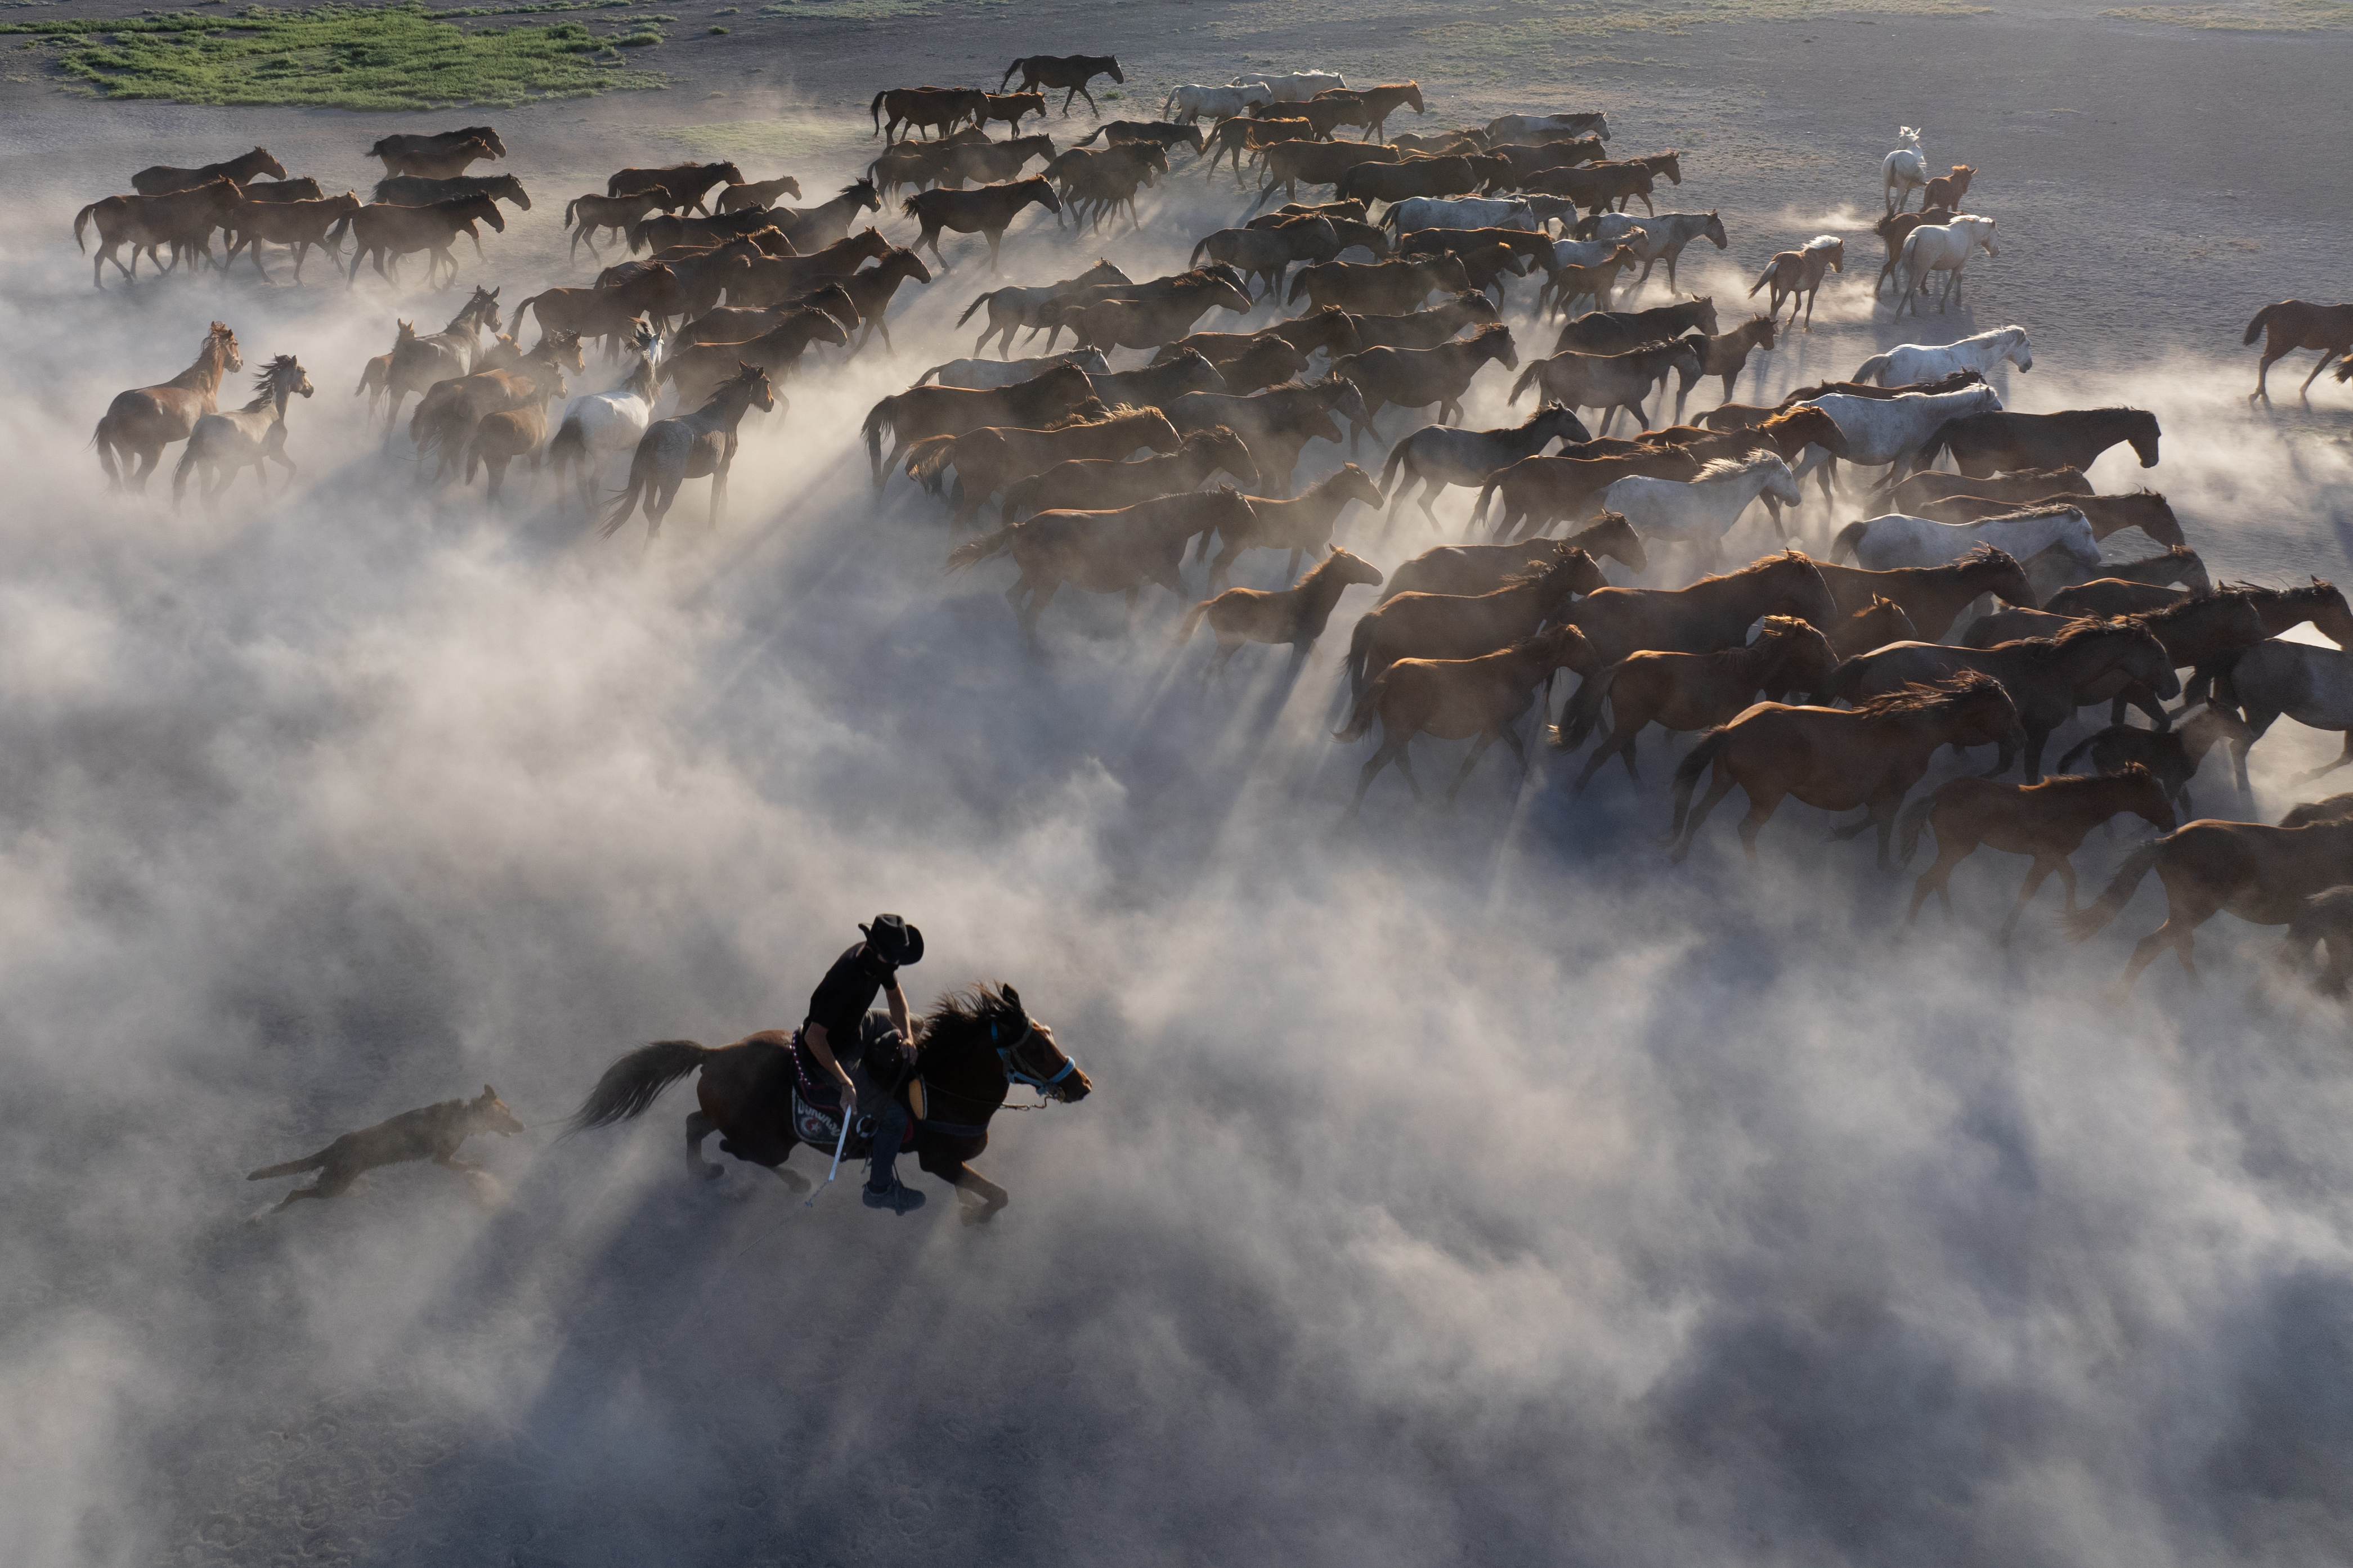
[[860, 914, 924, 968]]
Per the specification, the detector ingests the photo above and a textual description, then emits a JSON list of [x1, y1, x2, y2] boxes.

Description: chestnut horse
[[565, 982, 1088, 1224], [1177, 545, 1385, 685], [1897, 766, 2176, 939], [93, 321, 240, 492], [2067, 819, 2353, 994], [2242, 300, 2353, 402], [1000, 55, 1123, 116], [1335, 625, 1596, 817], [1667, 672, 2023, 868], [945, 488, 1255, 648], [1557, 616, 1839, 796]]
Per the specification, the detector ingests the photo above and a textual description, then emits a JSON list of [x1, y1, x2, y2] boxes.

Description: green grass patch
[[2101, 0, 2353, 26], [0, 2, 671, 109]]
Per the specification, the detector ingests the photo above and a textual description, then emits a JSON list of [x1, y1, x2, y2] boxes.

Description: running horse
[[564, 982, 1089, 1224], [92, 321, 241, 492], [2242, 300, 2353, 403], [1000, 55, 1123, 116]]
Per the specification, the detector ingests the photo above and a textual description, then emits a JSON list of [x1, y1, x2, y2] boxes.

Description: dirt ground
[[6, 5, 2353, 1567]]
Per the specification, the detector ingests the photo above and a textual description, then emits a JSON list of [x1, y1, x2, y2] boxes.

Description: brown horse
[[1002, 426, 1261, 520], [903, 178, 1063, 271], [1472, 446, 1702, 540], [1378, 536, 1624, 606], [1203, 464, 1387, 588], [461, 374, 569, 504], [132, 146, 284, 196], [1912, 407, 2161, 479], [1826, 618, 2181, 781], [218, 192, 360, 283], [1069, 274, 1254, 354], [2055, 706, 2252, 815], [602, 363, 777, 544], [1287, 255, 1471, 316], [1509, 339, 1703, 434], [608, 159, 747, 217], [1804, 545, 2036, 639], [1252, 139, 1396, 204], [1159, 380, 1369, 497], [1344, 549, 1599, 696], [73, 178, 245, 287], [663, 308, 850, 407], [92, 321, 240, 492], [1747, 237, 1843, 329], [2243, 300, 2353, 402], [171, 353, 312, 511], [1330, 324, 1519, 439], [863, 365, 1100, 488], [514, 268, 683, 360], [1898, 766, 2176, 938], [1541, 248, 1641, 319], [1885, 465, 2088, 512], [1558, 616, 1839, 795], [1668, 673, 2024, 868], [2067, 819, 2353, 992], [1314, 81, 1426, 142], [370, 127, 505, 176], [334, 194, 504, 288], [374, 286, 501, 438], [1336, 626, 1595, 816], [828, 248, 936, 350], [1872, 205, 1957, 293], [979, 91, 1050, 133], [409, 336, 575, 482], [1178, 545, 1385, 685], [1343, 294, 1503, 352], [717, 228, 894, 308], [1550, 295, 1719, 356], [870, 87, 988, 142], [563, 192, 660, 261], [907, 407, 1182, 528], [1000, 55, 1123, 116], [2045, 563, 2206, 619], [567, 982, 1087, 1224], [1913, 489, 2185, 549], [1692, 316, 1776, 403], [1829, 595, 1920, 657], [946, 489, 1253, 647], [715, 173, 805, 213]]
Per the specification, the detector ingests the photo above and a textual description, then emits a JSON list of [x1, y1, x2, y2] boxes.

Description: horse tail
[[2055, 734, 2099, 775], [511, 291, 542, 335], [860, 396, 894, 478], [1551, 663, 1616, 751], [869, 91, 888, 136], [1332, 672, 1387, 741], [1377, 437, 1414, 497], [1187, 235, 1211, 269], [92, 415, 123, 487], [1507, 361, 1540, 406], [1284, 269, 1311, 307], [1175, 598, 1214, 647], [945, 523, 1018, 573], [562, 196, 582, 231], [599, 439, 652, 538], [1853, 352, 1893, 385], [1668, 726, 1733, 840], [1469, 472, 1504, 532], [906, 434, 957, 492], [1830, 519, 1869, 563], [1745, 257, 1776, 298], [325, 212, 353, 249], [73, 201, 100, 253], [1341, 614, 1379, 698], [1895, 793, 1937, 869], [2063, 836, 2169, 941], [246, 1148, 330, 1180], [956, 289, 998, 328], [547, 414, 586, 470], [1908, 419, 1957, 475], [2243, 303, 2281, 345], [2199, 645, 2252, 717], [563, 1039, 711, 1135]]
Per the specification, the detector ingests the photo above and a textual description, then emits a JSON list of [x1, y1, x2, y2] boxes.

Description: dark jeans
[[850, 1009, 911, 1193]]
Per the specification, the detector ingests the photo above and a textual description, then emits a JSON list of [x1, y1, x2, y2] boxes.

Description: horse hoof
[[696, 1163, 724, 1181]]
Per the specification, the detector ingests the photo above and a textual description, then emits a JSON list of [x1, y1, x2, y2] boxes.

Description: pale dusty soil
[[4, 5, 2353, 1567]]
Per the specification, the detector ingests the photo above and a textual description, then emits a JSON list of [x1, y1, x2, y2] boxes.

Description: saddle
[[787, 1030, 870, 1158]]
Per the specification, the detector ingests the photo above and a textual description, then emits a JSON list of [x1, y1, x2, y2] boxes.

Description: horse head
[[1324, 544, 1386, 588], [1767, 549, 1839, 627], [2126, 409, 2161, 468], [1534, 402, 1593, 446]]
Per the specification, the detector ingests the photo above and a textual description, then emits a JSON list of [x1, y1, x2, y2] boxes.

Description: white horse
[[547, 325, 664, 513], [1831, 505, 2100, 572], [1883, 127, 1927, 214], [1855, 325, 2032, 384], [1896, 216, 1998, 317], [1163, 81, 1274, 123], [1597, 453, 1804, 570], [1259, 70, 1348, 102], [1795, 384, 2002, 498], [171, 353, 313, 512], [1382, 196, 1538, 233]]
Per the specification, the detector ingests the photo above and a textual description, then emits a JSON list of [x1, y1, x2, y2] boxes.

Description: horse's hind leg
[[2297, 350, 2344, 402], [954, 1166, 1007, 1224], [1997, 856, 2063, 942], [684, 1111, 724, 1180]]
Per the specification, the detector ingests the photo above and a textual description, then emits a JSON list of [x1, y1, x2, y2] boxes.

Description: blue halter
[[990, 1018, 1077, 1092]]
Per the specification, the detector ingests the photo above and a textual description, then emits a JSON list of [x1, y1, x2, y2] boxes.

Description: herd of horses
[[71, 58, 2353, 1084]]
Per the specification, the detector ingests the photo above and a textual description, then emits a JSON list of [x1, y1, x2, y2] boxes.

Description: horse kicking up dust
[[248, 1086, 525, 1212]]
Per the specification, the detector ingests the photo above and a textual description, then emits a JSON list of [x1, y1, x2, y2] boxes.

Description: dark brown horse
[[1897, 766, 2176, 940], [947, 489, 1253, 647], [2243, 300, 2353, 402], [334, 194, 504, 287], [1344, 549, 1606, 697], [1160, 379, 1370, 496], [1913, 408, 2160, 478], [369, 126, 505, 176], [870, 87, 988, 142], [566, 982, 1088, 1224], [132, 146, 284, 196], [1913, 489, 2184, 549], [374, 172, 531, 212], [602, 363, 776, 544], [903, 177, 1063, 270], [1003, 425, 1261, 519], [862, 364, 1099, 487], [1001, 54, 1123, 115], [2067, 819, 2353, 993], [1804, 544, 2036, 641], [73, 178, 245, 287], [1336, 626, 1594, 816]]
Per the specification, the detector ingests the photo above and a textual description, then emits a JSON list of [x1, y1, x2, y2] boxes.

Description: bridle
[[989, 1016, 1079, 1095]]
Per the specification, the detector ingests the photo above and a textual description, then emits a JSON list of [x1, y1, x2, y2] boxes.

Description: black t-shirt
[[805, 942, 888, 1044]]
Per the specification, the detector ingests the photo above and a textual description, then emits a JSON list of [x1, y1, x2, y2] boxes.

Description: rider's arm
[[884, 974, 914, 1059], [803, 1021, 857, 1101]]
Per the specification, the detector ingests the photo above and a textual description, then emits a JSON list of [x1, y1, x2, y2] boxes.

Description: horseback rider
[[803, 914, 926, 1214]]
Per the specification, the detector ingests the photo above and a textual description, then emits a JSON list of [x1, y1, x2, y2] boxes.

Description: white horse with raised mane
[[547, 324, 664, 513], [1597, 453, 1804, 569], [1257, 70, 1348, 102], [1381, 195, 1538, 233], [1831, 505, 2100, 572], [1896, 215, 1998, 316], [1855, 325, 2032, 385], [1163, 81, 1275, 123], [1883, 127, 1927, 214]]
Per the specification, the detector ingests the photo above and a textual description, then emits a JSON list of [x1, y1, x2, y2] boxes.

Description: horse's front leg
[[954, 1166, 1007, 1224]]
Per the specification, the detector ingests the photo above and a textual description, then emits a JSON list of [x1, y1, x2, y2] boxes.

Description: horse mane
[[1850, 669, 2005, 720], [2213, 579, 2334, 605], [1951, 542, 2022, 573], [1693, 452, 1783, 482], [1801, 234, 1840, 251], [2012, 615, 2142, 661], [913, 982, 1023, 1056], [1971, 502, 2086, 525]]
